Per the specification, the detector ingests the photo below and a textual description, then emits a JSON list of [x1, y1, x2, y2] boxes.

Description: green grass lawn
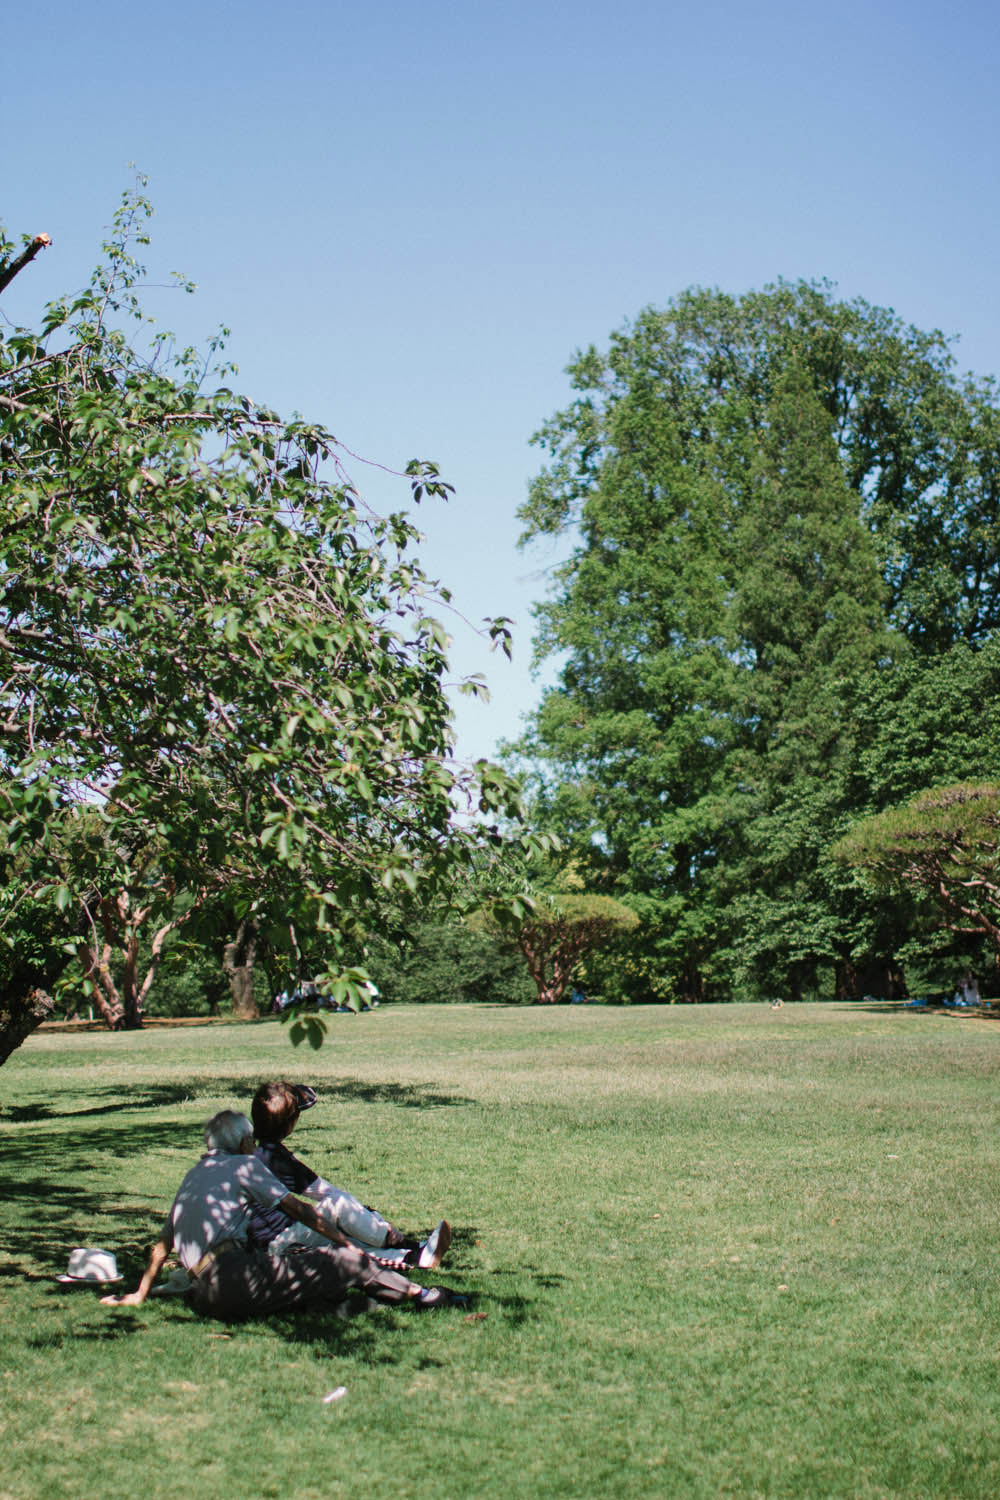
[[1, 1003, 998, 1500]]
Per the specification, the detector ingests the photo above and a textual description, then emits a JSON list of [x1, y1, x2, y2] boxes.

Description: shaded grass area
[[1, 1004, 999, 1498]]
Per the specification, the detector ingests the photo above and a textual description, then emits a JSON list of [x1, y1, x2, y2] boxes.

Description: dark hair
[[251, 1081, 300, 1142]]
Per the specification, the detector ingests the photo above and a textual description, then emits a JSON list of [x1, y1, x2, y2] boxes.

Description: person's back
[[246, 1080, 449, 1268], [169, 1144, 291, 1268]]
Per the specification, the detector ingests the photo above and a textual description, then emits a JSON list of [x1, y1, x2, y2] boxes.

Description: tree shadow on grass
[[316, 1080, 476, 1110], [1, 1116, 209, 1279], [264, 1302, 437, 1364], [2, 1115, 196, 1169], [849, 1001, 915, 1014], [27, 1309, 151, 1344], [487, 1291, 532, 1326], [26, 1299, 400, 1363], [449, 1224, 480, 1254], [2, 1077, 475, 1123], [0, 1079, 253, 1124], [2, 1078, 482, 1361], [0, 1260, 77, 1283], [19, 1251, 474, 1366], [6, 1078, 221, 1123]]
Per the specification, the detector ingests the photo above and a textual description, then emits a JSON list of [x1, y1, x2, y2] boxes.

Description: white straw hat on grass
[[57, 1248, 122, 1284]]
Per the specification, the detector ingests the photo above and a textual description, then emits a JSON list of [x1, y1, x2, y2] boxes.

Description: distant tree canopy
[[365, 910, 534, 1007], [0, 184, 528, 1063], [511, 893, 639, 1005], [833, 783, 1000, 955], [473, 887, 639, 1005], [513, 282, 1000, 1002]]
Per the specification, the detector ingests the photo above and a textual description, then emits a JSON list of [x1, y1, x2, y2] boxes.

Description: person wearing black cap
[[247, 1081, 451, 1270]]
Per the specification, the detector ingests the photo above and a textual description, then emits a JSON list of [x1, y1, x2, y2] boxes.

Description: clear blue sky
[[4, 1, 998, 761]]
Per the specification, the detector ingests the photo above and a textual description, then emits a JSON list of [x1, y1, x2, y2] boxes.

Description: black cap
[[292, 1085, 318, 1110]]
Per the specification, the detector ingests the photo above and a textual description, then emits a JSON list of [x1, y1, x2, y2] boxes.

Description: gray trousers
[[187, 1242, 416, 1321]]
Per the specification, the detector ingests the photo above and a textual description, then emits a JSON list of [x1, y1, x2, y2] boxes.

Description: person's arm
[[278, 1192, 351, 1248], [101, 1228, 173, 1307]]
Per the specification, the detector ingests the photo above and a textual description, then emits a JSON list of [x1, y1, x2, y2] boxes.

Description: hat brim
[[57, 1273, 123, 1284]]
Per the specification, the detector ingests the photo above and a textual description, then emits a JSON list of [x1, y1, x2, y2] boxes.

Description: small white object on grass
[[323, 1387, 347, 1404]]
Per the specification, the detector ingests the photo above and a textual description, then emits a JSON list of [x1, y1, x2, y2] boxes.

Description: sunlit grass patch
[[1, 1003, 999, 1498]]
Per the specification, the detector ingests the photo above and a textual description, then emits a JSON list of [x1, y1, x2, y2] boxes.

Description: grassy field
[[1, 1002, 998, 1500]]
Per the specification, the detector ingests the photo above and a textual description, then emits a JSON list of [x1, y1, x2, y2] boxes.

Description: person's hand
[[100, 1290, 144, 1306]]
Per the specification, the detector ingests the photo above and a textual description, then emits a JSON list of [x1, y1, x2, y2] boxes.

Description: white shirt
[[163, 1150, 291, 1269]]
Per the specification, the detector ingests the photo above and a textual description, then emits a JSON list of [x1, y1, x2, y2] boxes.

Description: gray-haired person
[[102, 1110, 464, 1318]]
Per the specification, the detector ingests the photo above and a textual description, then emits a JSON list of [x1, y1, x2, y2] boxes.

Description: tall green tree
[[0, 185, 525, 1062], [515, 283, 1000, 1001]]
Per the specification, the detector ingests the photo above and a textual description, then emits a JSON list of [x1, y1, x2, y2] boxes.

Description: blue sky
[[3, 1, 998, 762]]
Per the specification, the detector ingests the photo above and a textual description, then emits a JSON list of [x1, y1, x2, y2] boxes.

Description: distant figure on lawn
[[961, 973, 980, 1005], [102, 1109, 464, 1318], [246, 1081, 450, 1270]]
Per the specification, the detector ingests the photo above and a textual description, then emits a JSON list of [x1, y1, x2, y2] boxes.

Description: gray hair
[[203, 1109, 253, 1153]]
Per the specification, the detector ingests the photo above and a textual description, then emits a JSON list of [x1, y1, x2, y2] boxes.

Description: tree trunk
[[519, 930, 574, 1003], [835, 955, 907, 1000], [682, 961, 705, 1003], [0, 986, 56, 1067], [835, 955, 859, 1001], [78, 938, 126, 1029], [223, 917, 260, 1019], [121, 927, 145, 1029], [1, 900, 83, 1063], [127, 910, 180, 1027]]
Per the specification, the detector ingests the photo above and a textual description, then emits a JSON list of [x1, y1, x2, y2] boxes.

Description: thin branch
[[0, 390, 57, 425], [0, 234, 52, 296]]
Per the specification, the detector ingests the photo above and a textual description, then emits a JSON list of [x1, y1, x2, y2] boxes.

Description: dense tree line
[[513, 282, 1000, 1001], [8, 199, 999, 1026]]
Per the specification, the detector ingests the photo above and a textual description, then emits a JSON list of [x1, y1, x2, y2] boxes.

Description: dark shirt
[[245, 1139, 318, 1249]]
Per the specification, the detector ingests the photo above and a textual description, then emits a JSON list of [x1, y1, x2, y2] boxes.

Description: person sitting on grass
[[245, 1081, 450, 1269], [101, 1109, 464, 1318]]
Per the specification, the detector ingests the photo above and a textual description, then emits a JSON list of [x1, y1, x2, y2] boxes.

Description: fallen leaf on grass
[[464, 1312, 488, 1323]]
